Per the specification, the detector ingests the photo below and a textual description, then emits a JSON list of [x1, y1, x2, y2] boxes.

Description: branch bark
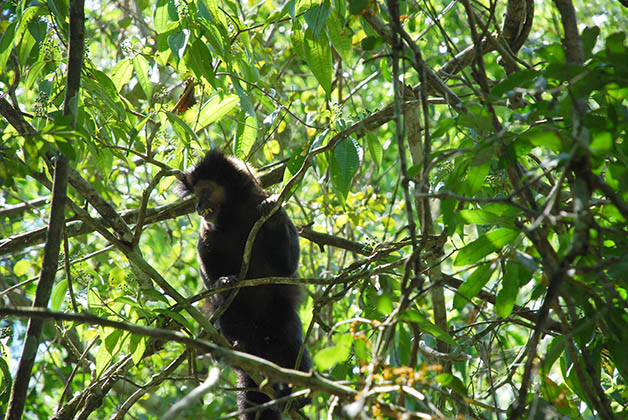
[[4, 2, 84, 418]]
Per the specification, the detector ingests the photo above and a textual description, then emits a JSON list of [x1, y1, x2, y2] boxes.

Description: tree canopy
[[1, 0, 628, 419]]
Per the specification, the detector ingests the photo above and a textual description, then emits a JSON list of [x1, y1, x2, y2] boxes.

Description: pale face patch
[[194, 180, 226, 227]]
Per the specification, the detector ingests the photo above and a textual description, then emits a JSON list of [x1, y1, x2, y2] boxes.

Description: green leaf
[[605, 32, 626, 55], [402, 310, 457, 346], [304, 2, 331, 38], [330, 137, 361, 203], [166, 111, 199, 145], [365, 131, 382, 169], [457, 111, 494, 132], [496, 264, 519, 318], [129, 334, 147, 365], [104, 328, 123, 354], [490, 69, 538, 97], [51, 279, 68, 312], [436, 373, 467, 395], [91, 69, 122, 104], [349, 0, 369, 15], [168, 29, 189, 63], [96, 336, 114, 376], [198, 0, 222, 26], [13, 260, 31, 277], [457, 209, 502, 225], [376, 293, 393, 315], [234, 111, 257, 159], [55, 137, 76, 161], [26, 61, 49, 91], [454, 228, 519, 266], [185, 38, 215, 84], [154, 308, 194, 333], [590, 131, 613, 155], [154, 0, 178, 33], [15, 7, 40, 46], [0, 356, 12, 404], [0, 22, 16, 70], [361, 36, 383, 51], [582, 26, 600, 59], [522, 127, 564, 152], [327, 10, 352, 64], [110, 59, 134, 91], [313, 333, 352, 370], [453, 263, 493, 310], [303, 29, 332, 97], [133, 55, 153, 100], [196, 94, 239, 130], [538, 43, 566, 65], [47, 0, 69, 36], [466, 160, 490, 194]]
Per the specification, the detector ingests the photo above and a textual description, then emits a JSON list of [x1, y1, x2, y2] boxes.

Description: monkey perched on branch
[[178, 150, 311, 420]]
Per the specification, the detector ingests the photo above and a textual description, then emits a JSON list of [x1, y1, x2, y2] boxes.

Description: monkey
[[178, 149, 311, 420]]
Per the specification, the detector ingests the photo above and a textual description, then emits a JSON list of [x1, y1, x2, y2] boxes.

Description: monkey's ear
[[174, 173, 194, 197]]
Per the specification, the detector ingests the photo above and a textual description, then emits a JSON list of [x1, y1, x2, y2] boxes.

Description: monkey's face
[[193, 180, 226, 230]]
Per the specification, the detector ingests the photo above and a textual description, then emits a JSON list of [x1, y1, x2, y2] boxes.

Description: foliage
[[1, 0, 628, 419]]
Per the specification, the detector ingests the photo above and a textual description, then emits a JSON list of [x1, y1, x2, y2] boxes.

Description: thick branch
[[4, 1, 84, 418], [1, 307, 357, 399], [4, 154, 70, 420]]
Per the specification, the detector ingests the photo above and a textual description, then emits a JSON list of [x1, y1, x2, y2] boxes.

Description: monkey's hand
[[217, 275, 237, 288], [257, 194, 280, 217]]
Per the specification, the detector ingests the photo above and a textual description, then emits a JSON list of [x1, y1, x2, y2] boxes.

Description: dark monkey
[[178, 150, 311, 420]]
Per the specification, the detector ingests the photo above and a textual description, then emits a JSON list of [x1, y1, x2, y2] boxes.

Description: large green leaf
[[303, 29, 332, 97], [234, 111, 257, 159], [330, 137, 361, 203], [168, 29, 189, 63], [496, 262, 522, 318], [51, 279, 68, 312], [195, 94, 239, 130], [0, 22, 16, 70], [109, 59, 134, 91], [166, 111, 199, 145], [454, 228, 519, 266], [327, 9, 352, 65], [185, 37, 215, 84], [154, 0, 178, 33], [453, 263, 494, 310], [313, 333, 352, 370], [132, 55, 153, 100], [304, 2, 331, 38]]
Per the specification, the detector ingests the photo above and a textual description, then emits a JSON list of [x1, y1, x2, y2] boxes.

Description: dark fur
[[179, 150, 311, 420]]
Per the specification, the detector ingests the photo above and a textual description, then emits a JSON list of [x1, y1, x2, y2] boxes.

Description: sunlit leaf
[[133, 55, 153, 100], [0, 22, 16, 70], [195, 94, 239, 130], [303, 29, 332, 97], [50, 279, 68, 312], [313, 334, 352, 370], [234, 112, 257, 159], [110, 59, 134, 91]]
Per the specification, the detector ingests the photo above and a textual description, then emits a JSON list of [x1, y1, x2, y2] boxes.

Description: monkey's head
[[191, 179, 225, 229], [177, 150, 259, 230]]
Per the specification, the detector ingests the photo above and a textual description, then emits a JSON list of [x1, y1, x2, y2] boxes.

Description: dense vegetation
[[1, 0, 627, 418]]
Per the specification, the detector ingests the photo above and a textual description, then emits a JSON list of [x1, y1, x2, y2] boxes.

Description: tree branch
[[4, 2, 84, 418]]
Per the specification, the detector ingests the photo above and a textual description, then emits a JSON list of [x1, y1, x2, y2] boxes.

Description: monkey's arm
[[257, 196, 300, 276]]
